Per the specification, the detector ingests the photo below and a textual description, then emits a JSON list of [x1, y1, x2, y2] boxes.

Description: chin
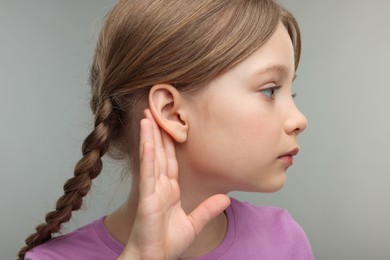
[[264, 182, 286, 193], [251, 174, 287, 193]]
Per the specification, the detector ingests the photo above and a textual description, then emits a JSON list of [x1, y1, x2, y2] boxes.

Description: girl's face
[[181, 23, 307, 193]]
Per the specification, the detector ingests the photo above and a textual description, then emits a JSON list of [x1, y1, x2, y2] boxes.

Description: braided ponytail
[[17, 99, 117, 259]]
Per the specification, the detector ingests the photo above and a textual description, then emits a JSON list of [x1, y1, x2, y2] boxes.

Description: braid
[[17, 99, 117, 259]]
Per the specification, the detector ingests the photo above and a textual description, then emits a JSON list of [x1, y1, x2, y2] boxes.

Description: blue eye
[[260, 86, 280, 99]]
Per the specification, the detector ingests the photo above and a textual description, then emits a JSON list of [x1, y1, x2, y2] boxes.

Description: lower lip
[[278, 155, 293, 166]]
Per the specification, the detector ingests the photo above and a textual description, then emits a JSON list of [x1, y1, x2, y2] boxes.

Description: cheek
[[231, 105, 278, 137], [232, 117, 279, 160], [188, 113, 278, 173], [184, 88, 282, 170]]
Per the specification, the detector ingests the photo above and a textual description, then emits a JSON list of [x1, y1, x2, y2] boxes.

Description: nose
[[284, 104, 307, 135]]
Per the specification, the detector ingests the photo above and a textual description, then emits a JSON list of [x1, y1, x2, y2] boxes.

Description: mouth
[[278, 147, 299, 166]]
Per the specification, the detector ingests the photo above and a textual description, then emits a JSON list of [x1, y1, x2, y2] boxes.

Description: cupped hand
[[118, 109, 230, 260]]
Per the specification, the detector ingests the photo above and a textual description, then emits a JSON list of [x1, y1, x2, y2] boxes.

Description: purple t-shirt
[[26, 198, 314, 259]]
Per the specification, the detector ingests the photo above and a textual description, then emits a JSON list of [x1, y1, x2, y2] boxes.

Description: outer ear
[[148, 84, 189, 143]]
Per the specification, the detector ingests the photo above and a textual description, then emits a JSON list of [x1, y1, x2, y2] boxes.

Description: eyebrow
[[257, 64, 297, 82]]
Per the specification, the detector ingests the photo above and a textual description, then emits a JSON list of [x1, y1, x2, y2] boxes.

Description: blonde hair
[[18, 0, 300, 258]]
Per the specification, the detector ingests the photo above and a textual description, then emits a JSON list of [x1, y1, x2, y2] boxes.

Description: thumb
[[187, 194, 231, 235]]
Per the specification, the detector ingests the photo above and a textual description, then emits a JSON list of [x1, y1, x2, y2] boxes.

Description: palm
[[120, 110, 229, 260]]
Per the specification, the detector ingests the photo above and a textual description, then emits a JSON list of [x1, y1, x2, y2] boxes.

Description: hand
[[118, 109, 230, 260]]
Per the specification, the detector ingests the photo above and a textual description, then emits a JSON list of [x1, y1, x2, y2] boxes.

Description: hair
[[18, 0, 301, 258]]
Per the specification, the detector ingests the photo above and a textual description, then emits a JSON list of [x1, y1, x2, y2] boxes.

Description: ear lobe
[[148, 84, 189, 143]]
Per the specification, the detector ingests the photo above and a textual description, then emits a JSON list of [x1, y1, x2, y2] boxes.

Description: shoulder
[[231, 197, 303, 230], [229, 198, 314, 259], [230, 197, 296, 227], [25, 217, 121, 260]]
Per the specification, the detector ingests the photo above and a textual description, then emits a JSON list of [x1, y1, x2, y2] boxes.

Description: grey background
[[1, 1, 389, 259]]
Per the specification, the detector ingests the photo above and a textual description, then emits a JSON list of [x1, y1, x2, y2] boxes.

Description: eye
[[292, 92, 297, 99], [260, 86, 280, 99]]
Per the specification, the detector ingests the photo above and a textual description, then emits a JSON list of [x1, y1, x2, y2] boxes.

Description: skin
[[107, 22, 307, 259]]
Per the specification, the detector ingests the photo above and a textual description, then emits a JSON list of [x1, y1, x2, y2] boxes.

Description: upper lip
[[279, 147, 299, 157]]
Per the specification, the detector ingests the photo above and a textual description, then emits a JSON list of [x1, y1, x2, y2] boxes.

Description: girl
[[18, 0, 314, 259]]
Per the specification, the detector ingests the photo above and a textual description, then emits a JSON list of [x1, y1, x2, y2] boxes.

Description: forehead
[[237, 22, 296, 79], [185, 23, 295, 102]]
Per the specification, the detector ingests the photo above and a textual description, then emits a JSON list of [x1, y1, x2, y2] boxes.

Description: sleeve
[[24, 251, 41, 260], [24, 249, 53, 260], [24, 245, 62, 260]]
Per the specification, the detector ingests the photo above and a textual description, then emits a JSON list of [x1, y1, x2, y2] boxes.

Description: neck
[[104, 175, 229, 258]]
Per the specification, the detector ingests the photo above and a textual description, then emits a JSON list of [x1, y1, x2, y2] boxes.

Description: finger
[[139, 141, 156, 198], [187, 195, 231, 235], [139, 118, 156, 198], [161, 130, 178, 179], [145, 109, 167, 178], [139, 115, 153, 157]]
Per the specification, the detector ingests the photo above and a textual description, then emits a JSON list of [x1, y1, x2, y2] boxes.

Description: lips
[[281, 147, 299, 157], [278, 147, 299, 166]]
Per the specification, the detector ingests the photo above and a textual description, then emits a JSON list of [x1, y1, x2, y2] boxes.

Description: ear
[[148, 84, 189, 143]]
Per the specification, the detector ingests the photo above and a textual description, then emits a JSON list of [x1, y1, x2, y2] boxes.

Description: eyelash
[[292, 92, 297, 99], [260, 86, 297, 100]]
